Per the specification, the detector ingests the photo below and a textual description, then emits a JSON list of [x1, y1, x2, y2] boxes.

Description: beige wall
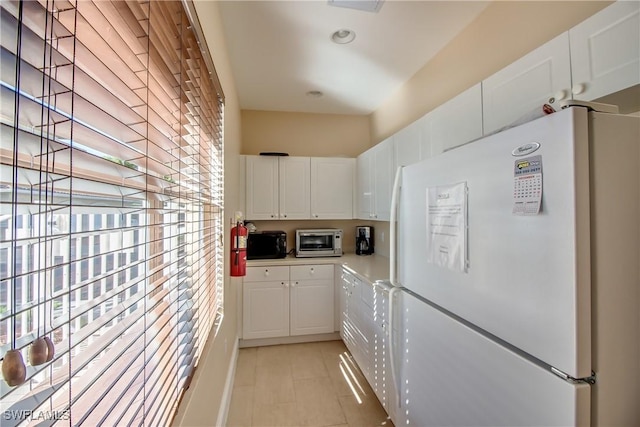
[[370, 1, 613, 145], [241, 110, 370, 157], [173, 1, 242, 426], [248, 219, 382, 256]]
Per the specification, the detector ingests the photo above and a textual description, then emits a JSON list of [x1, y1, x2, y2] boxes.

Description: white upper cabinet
[[245, 155, 280, 220], [245, 155, 310, 220], [393, 84, 481, 164], [482, 32, 572, 135], [310, 157, 355, 219], [246, 155, 356, 220], [357, 137, 395, 221], [418, 114, 433, 160], [279, 156, 311, 219], [569, 1, 640, 102], [394, 120, 422, 170], [431, 83, 483, 152], [373, 139, 394, 221], [357, 148, 374, 220]]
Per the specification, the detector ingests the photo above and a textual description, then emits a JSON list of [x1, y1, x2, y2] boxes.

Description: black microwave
[[247, 231, 287, 260]]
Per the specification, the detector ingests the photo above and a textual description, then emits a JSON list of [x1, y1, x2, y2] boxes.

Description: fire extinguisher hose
[[234, 222, 240, 266]]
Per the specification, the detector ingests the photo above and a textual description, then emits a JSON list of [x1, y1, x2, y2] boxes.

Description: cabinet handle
[[548, 89, 567, 104], [264, 269, 269, 277], [572, 83, 586, 96], [284, 282, 289, 288], [270, 214, 275, 218], [310, 268, 314, 275], [283, 214, 287, 218]]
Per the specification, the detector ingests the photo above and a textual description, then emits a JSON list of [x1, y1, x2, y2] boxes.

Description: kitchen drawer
[[362, 281, 390, 314], [290, 264, 334, 281], [360, 280, 375, 309], [245, 266, 289, 282], [341, 269, 358, 286]]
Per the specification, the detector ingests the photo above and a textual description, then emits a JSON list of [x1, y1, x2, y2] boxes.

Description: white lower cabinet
[[242, 266, 290, 339], [339, 270, 364, 361], [340, 267, 394, 416], [243, 264, 334, 340], [290, 265, 335, 336]]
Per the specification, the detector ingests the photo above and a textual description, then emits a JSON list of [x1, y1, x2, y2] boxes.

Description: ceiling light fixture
[[306, 90, 324, 98], [331, 29, 356, 44]]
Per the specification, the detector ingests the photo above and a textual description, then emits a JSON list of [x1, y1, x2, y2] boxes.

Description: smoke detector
[[327, 0, 385, 13]]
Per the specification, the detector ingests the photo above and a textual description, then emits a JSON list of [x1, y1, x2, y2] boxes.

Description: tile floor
[[226, 340, 394, 427]]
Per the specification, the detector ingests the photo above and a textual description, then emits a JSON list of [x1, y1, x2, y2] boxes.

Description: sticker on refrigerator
[[512, 155, 542, 215], [426, 182, 468, 272]]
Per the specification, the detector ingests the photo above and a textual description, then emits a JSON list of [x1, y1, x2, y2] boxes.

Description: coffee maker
[[356, 226, 374, 255]]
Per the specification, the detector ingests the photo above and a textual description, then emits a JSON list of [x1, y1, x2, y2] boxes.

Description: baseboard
[[239, 332, 340, 348], [216, 337, 240, 427]]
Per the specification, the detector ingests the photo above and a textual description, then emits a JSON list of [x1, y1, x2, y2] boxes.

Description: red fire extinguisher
[[230, 221, 247, 277]]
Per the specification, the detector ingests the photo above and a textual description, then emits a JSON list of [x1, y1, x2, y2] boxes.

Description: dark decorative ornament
[[29, 337, 49, 366], [44, 336, 55, 362], [2, 349, 27, 386]]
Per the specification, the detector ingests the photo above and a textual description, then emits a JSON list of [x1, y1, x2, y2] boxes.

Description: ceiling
[[217, 1, 490, 115]]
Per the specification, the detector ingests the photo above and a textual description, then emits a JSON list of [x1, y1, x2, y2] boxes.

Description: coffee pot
[[356, 226, 374, 255]]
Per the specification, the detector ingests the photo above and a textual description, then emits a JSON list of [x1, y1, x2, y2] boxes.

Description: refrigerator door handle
[[390, 166, 403, 286], [389, 166, 403, 411], [551, 367, 597, 385]]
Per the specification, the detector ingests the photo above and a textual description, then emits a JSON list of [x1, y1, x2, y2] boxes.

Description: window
[[0, 1, 224, 425]]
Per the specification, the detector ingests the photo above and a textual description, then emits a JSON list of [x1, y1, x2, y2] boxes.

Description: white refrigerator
[[386, 106, 640, 426]]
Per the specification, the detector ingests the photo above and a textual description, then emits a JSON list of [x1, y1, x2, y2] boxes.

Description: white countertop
[[247, 253, 390, 284]]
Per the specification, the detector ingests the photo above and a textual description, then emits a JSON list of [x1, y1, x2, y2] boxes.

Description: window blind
[[0, 1, 224, 425]]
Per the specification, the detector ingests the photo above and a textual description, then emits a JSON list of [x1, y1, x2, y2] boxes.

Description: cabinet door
[[290, 265, 334, 336], [394, 122, 421, 169], [242, 280, 290, 339], [569, 1, 639, 102], [279, 156, 310, 219], [290, 278, 334, 335], [431, 83, 483, 152], [358, 307, 375, 385], [373, 138, 394, 221], [482, 32, 572, 135], [340, 270, 360, 356], [338, 272, 350, 338], [310, 157, 355, 219], [419, 113, 434, 160], [245, 155, 279, 220], [356, 150, 374, 220], [370, 284, 391, 412], [372, 318, 390, 412]]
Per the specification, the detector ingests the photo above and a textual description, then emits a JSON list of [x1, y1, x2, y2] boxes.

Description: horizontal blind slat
[[2, 0, 224, 424]]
